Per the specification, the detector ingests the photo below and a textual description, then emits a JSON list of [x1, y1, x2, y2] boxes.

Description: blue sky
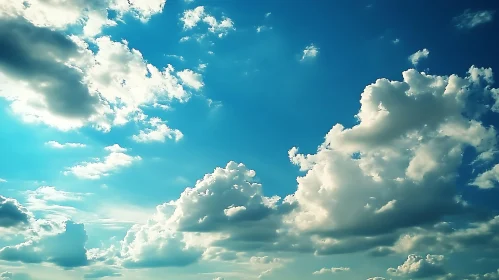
[[1, 0, 499, 279]]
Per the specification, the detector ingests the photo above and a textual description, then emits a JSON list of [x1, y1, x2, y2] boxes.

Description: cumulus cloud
[[64, 145, 141, 179], [454, 10, 495, 30], [0, 17, 103, 130], [180, 6, 235, 38], [387, 254, 445, 278], [45, 141, 86, 149], [0, 220, 88, 268], [409, 48, 430, 66], [391, 215, 499, 256], [301, 44, 319, 61], [0, 6, 195, 132], [285, 66, 498, 244], [177, 69, 205, 90], [313, 267, 350, 274], [0, 196, 31, 229], [132, 117, 183, 143], [471, 163, 499, 189]]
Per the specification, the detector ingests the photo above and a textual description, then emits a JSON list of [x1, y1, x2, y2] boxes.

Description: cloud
[[0, 16, 192, 131], [265, 12, 272, 18], [181, 6, 206, 29], [0, 196, 31, 229], [408, 48, 430, 66], [180, 6, 235, 38], [177, 69, 205, 90], [120, 224, 202, 268], [285, 65, 498, 248], [0, 179, 6, 183], [438, 269, 499, 280], [0, 17, 103, 130], [454, 10, 495, 30], [83, 267, 122, 279], [367, 278, 386, 280], [301, 44, 319, 61], [471, 163, 499, 189], [26, 186, 87, 203], [0, 220, 88, 268], [313, 267, 350, 275], [392, 38, 400, 44], [132, 117, 184, 143], [391, 215, 499, 256], [64, 145, 141, 180], [0, 0, 166, 36], [387, 254, 445, 278], [45, 141, 86, 149]]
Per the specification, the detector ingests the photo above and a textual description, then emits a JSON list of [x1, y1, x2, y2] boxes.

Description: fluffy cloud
[[45, 141, 86, 149], [391, 215, 499, 256], [367, 278, 386, 280], [0, 17, 104, 131], [313, 267, 350, 275], [180, 6, 235, 38], [471, 163, 499, 189], [178, 69, 205, 90], [132, 117, 183, 143], [0, 220, 88, 268], [409, 48, 430, 66], [301, 44, 319, 61], [454, 10, 495, 30], [387, 254, 445, 278], [0, 0, 166, 36], [119, 223, 202, 268], [0, 196, 31, 229], [0, 7, 197, 132], [285, 66, 498, 245], [64, 145, 141, 179]]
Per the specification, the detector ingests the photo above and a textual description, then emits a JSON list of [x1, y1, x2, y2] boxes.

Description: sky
[[0, 0, 499, 279]]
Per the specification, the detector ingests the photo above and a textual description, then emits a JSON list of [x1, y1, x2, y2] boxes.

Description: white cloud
[[409, 48, 430, 66], [286, 66, 498, 245], [301, 44, 319, 61], [0, 179, 6, 183], [180, 36, 190, 42], [0, 220, 89, 268], [177, 69, 204, 90], [132, 117, 183, 143], [367, 278, 386, 280], [0, 196, 31, 229], [388, 254, 445, 278], [64, 145, 141, 180], [0, 0, 166, 37], [392, 38, 400, 44], [265, 12, 272, 18], [180, 6, 235, 38], [45, 141, 86, 149], [26, 186, 87, 203], [181, 6, 206, 29], [471, 163, 499, 189], [0, 19, 193, 132], [256, 25, 272, 33], [455, 10, 495, 29], [313, 267, 350, 275]]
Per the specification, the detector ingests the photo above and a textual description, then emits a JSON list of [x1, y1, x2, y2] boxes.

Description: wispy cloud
[[45, 141, 86, 149], [454, 10, 495, 29], [301, 44, 319, 61]]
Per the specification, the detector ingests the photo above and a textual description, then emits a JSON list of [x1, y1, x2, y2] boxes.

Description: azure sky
[[1, 0, 499, 279]]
